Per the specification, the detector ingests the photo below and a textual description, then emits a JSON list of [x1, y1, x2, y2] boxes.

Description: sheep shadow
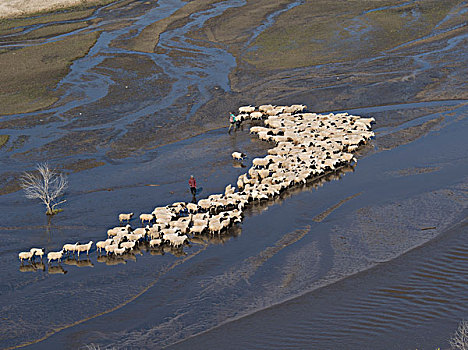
[[19, 262, 45, 273]]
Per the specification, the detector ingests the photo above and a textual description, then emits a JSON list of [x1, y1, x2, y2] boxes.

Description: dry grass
[[0, 31, 99, 115], [242, 0, 462, 69], [0, 135, 9, 149]]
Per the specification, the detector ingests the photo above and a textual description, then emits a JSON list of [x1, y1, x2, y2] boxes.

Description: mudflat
[[0, 0, 466, 349]]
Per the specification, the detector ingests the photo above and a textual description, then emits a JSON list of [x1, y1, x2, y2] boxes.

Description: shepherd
[[189, 175, 197, 196], [228, 112, 236, 133]]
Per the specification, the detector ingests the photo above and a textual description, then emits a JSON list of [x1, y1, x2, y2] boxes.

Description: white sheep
[[232, 151, 246, 160], [140, 213, 155, 224], [250, 111, 263, 120], [190, 225, 206, 235], [96, 239, 113, 253], [76, 241, 93, 257], [120, 241, 136, 250], [162, 233, 179, 243], [250, 126, 270, 134], [30, 248, 45, 260], [63, 242, 79, 254], [132, 226, 149, 236], [114, 247, 126, 256], [119, 212, 133, 223], [105, 244, 119, 255], [19, 251, 35, 263], [149, 239, 162, 247], [239, 105, 255, 113], [340, 152, 356, 163], [259, 104, 274, 112], [197, 199, 212, 211], [186, 203, 199, 213], [170, 220, 190, 234], [257, 169, 270, 179], [112, 235, 124, 246], [47, 250, 65, 264], [149, 229, 161, 240], [208, 220, 223, 235], [156, 217, 171, 227], [126, 233, 144, 242], [225, 184, 235, 196], [252, 157, 270, 168], [171, 235, 188, 247], [107, 224, 131, 238]]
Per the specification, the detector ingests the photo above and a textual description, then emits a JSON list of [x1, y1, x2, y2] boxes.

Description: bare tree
[[20, 163, 68, 215], [450, 320, 468, 350]]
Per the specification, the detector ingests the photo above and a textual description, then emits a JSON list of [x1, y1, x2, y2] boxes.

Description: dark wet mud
[[0, 0, 467, 349]]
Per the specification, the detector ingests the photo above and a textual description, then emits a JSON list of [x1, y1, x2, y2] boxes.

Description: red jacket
[[189, 177, 196, 188]]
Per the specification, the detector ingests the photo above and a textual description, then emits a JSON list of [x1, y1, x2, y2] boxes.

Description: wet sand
[[0, 0, 467, 349]]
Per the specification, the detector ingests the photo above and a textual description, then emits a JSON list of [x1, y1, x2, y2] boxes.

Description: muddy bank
[[0, 0, 466, 171], [0, 0, 467, 349]]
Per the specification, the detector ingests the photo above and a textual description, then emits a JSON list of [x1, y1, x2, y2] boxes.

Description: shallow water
[[0, 0, 467, 349]]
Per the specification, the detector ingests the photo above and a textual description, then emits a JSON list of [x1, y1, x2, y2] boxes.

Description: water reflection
[[97, 255, 127, 266], [147, 246, 165, 256], [64, 258, 94, 268], [48, 265, 68, 275], [19, 262, 45, 273], [244, 164, 356, 216], [232, 161, 247, 168]]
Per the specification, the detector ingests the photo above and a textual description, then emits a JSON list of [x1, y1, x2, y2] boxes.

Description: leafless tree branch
[[450, 320, 468, 350], [20, 163, 68, 215]]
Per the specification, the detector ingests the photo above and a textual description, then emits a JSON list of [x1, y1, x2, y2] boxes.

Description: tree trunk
[[45, 202, 53, 215]]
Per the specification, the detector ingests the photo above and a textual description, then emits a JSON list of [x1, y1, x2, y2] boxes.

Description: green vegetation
[[0, 0, 117, 30], [0, 0, 140, 115], [11, 21, 88, 41], [61, 158, 106, 172], [0, 135, 9, 149], [0, 172, 22, 195], [0, 8, 94, 35], [48, 208, 64, 215], [7, 135, 29, 152], [244, 0, 462, 69], [0, 31, 99, 115]]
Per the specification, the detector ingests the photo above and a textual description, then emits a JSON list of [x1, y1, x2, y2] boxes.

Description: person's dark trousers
[[190, 187, 196, 195]]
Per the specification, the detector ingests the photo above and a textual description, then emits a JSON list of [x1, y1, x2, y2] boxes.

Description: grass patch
[[0, 8, 94, 34], [47, 208, 64, 215], [10, 21, 88, 41], [0, 135, 10, 150], [0, 31, 99, 115], [0, 0, 118, 25], [61, 158, 106, 172], [243, 0, 463, 69], [0, 172, 22, 195]]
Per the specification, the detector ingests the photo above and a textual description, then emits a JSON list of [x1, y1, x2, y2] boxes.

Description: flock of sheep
[[18, 104, 374, 272]]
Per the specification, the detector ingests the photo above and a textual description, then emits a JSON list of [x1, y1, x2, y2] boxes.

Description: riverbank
[[0, 0, 117, 19]]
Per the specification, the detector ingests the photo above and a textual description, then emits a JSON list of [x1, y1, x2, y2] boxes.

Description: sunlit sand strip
[[0, 0, 113, 18], [313, 192, 362, 222]]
